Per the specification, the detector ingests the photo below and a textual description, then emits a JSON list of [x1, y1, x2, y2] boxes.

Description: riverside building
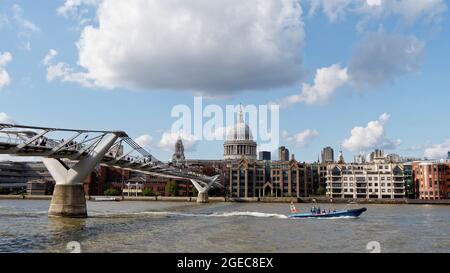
[[227, 156, 314, 198], [412, 161, 450, 199], [326, 151, 406, 199]]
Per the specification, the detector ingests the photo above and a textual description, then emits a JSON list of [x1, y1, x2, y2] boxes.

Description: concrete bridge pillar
[[196, 192, 209, 203], [44, 133, 120, 218], [190, 175, 219, 204]]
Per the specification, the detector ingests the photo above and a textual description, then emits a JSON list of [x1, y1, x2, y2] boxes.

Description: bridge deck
[[0, 123, 217, 185]]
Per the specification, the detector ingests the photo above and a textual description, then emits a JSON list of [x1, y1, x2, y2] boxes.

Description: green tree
[[104, 188, 119, 196], [165, 180, 179, 196], [190, 186, 198, 197], [142, 187, 154, 196], [316, 186, 326, 196]]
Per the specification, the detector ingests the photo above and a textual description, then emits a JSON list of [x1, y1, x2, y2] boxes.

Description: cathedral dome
[[227, 121, 254, 141], [223, 106, 257, 161], [226, 106, 254, 141]]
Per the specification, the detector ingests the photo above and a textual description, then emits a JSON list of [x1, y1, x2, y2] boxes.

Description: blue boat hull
[[288, 208, 367, 219]]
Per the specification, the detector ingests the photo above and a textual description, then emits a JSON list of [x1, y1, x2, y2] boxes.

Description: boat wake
[[91, 211, 288, 219], [209, 211, 288, 219]]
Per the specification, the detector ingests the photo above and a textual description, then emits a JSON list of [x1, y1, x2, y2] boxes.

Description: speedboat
[[288, 207, 367, 219]]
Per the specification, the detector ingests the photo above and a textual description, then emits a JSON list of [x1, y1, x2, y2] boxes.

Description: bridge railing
[[0, 123, 220, 185]]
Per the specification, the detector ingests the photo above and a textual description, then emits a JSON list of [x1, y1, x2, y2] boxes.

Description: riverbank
[[1, 194, 449, 205]]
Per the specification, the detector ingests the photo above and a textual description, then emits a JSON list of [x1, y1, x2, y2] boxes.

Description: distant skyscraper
[[448, 151, 450, 160], [321, 147, 334, 163], [370, 149, 385, 163], [278, 146, 290, 161], [259, 151, 271, 161]]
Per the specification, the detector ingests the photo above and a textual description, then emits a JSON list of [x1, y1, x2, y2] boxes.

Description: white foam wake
[[209, 211, 288, 219], [93, 211, 289, 219]]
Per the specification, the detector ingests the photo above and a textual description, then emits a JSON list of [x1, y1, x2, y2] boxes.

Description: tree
[[104, 188, 119, 196], [190, 186, 198, 197], [142, 187, 154, 196], [316, 186, 326, 196], [165, 180, 179, 196]]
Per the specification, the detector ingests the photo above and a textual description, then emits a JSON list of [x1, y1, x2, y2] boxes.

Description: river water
[[0, 200, 448, 253]]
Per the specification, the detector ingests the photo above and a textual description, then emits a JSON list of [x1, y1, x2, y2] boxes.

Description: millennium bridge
[[0, 123, 220, 218]]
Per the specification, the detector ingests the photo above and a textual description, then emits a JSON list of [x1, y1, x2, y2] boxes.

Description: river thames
[[0, 200, 448, 253]]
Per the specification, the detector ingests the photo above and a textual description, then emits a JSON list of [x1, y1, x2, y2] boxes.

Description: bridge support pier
[[49, 184, 87, 218], [190, 176, 219, 204], [196, 192, 208, 203], [44, 133, 120, 218]]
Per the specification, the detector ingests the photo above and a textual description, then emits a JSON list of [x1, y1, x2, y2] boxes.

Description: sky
[[0, 0, 449, 162]]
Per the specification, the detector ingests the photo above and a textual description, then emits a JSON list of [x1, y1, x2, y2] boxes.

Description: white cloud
[[348, 32, 424, 89], [424, 139, 450, 159], [270, 31, 424, 107], [57, 0, 100, 30], [271, 64, 348, 107], [366, 0, 382, 7], [283, 129, 319, 147], [11, 4, 39, 50], [43, 50, 93, 87], [43, 49, 58, 66], [308, 0, 355, 22], [158, 132, 198, 152], [134, 134, 152, 148], [12, 4, 39, 33], [308, 0, 447, 24], [54, 0, 305, 94], [342, 113, 401, 151], [0, 112, 14, 124], [0, 52, 12, 89], [57, 0, 101, 17]]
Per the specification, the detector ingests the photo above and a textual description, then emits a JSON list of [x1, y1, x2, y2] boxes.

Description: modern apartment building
[[326, 155, 405, 199]]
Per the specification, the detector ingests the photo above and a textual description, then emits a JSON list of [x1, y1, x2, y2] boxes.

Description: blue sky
[[0, 0, 449, 162]]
